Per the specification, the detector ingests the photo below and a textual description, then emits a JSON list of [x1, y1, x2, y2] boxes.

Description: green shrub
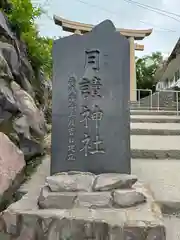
[[1, 0, 53, 78]]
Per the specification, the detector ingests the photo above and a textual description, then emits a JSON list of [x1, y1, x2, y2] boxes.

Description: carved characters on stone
[[67, 76, 77, 161], [79, 50, 102, 100], [79, 49, 105, 157]]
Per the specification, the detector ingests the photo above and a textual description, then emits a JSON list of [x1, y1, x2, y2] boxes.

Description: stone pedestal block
[[0, 172, 166, 240]]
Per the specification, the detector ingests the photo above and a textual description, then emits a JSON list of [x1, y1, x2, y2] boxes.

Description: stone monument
[[52, 19, 130, 175], [0, 20, 165, 240]]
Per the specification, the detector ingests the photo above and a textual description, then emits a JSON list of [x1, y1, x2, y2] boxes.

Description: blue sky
[[33, 0, 180, 58]]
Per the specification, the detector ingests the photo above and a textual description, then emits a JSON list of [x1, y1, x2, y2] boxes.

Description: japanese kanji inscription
[[67, 75, 77, 161]]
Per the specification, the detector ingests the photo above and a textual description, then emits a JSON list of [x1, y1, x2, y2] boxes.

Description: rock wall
[[0, 4, 51, 208], [0, 7, 51, 160]]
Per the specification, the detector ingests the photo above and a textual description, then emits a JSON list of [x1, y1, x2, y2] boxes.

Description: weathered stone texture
[[1, 208, 165, 240], [46, 172, 95, 192], [38, 186, 77, 209], [113, 189, 147, 208], [0, 9, 51, 163], [0, 172, 165, 239], [0, 132, 25, 206], [93, 173, 137, 191], [75, 192, 112, 208]]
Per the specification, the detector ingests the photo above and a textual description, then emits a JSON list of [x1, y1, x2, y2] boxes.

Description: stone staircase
[[131, 109, 180, 240], [130, 110, 180, 209]]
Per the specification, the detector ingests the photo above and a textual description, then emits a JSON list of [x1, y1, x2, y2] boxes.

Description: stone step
[[131, 115, 180, 123], [131, 123, 180, 135], [132, 159, 180, 215], [130, 110, 178, 115], [131, 135, 180, 159]]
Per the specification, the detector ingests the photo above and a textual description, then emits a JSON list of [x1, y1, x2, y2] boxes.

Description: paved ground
[[164, 215, 180, 240], [132, 159, 180, 206], [20, 157, 180, 209], [12, 155, 180, 240]]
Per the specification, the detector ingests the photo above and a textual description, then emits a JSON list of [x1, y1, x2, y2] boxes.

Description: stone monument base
[[0, 172, 166, 239]]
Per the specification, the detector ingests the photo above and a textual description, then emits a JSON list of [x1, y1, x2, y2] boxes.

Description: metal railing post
[[138, 90, 140, 108], [132, 89, 180, 112], [176, 91, 179, 115], [150, 89, 152, 109], [157, 92, 160, 111]]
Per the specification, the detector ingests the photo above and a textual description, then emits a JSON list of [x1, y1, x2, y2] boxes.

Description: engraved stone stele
[[52, 19, 130, 174]]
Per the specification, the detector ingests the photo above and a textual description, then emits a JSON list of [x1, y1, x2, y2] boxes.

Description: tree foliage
[[1, 0, 53, 78], [136, 52, 163, 97]]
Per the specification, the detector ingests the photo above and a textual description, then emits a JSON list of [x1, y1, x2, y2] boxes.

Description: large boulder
[[10, 81, 46, 159], [0, 132, 25, 208], [11, 81, 46, 136]]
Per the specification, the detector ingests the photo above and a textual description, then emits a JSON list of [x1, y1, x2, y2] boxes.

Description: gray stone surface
[[0, 132, 25, 207], [38, 186, 77, 209], [1, 208, 165, 240], [75, 192, 112, 208], [1, 167, 166, 239], [131, 122, 180, 135], [164, 215, 180, 240], [132, 135, 180, 150], [52, 20, 130, 175], [131, 110, 178, 115], [131, 114, 180, 123], [18, 156, 50, 195], [131, 135, 180, 159], [18, 157, 180, 213], [113, 189, 146, 208], [0, 9, 49, 164], [46, 172, 95, 192], [93, 173, 137, 191], [0, 214, 178, 240], [132, 159, 180, 211]]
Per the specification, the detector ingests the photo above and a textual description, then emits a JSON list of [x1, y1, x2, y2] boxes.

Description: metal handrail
[[157, 90, 180, 115], [133, 89, 180, 115], [136, 89, 152, 109]]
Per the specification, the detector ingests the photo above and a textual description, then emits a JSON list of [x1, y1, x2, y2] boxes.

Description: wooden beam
[[54, 15, 153, 40]]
